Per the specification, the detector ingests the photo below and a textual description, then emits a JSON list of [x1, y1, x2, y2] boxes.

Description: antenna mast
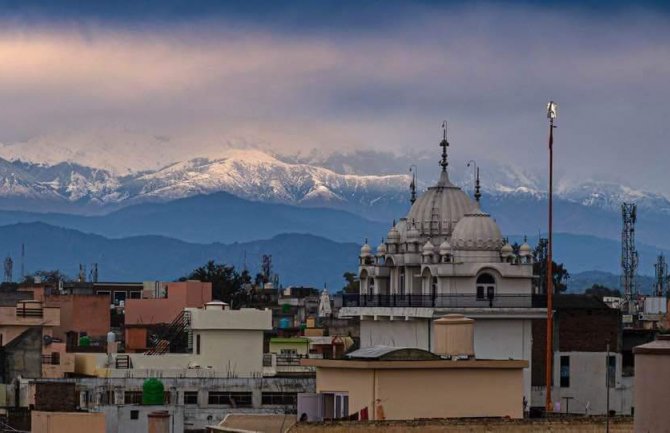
[[4, 256, 12, 283], [621, 202, 639, 319], [654, 254, 668, 297]]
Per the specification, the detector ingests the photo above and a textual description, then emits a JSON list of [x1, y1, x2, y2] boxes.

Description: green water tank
[[142, 378, 165, 405], [78, 335, 90, 347]]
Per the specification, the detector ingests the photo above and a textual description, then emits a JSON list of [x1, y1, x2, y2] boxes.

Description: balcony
[[342, 293, 547, 309]]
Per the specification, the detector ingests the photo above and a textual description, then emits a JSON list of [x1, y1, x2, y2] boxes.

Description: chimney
[[147, 411, 170, 433], [433, 314, 475, 359]]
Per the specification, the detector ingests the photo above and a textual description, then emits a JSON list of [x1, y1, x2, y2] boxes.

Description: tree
[[183, 261, 249, 304], [21, 270, 70, 286], [342, 272, 359, 294], [585, 284, 621, 298], [532, 238, 570, 293]]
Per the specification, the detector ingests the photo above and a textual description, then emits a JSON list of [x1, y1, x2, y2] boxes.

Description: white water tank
[[107, 331, 116, 344]]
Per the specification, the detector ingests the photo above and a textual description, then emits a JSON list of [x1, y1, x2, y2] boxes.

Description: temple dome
[[377, 241, 387, 255], [406, 171, 476, 237], [451, 206, 504, 251], [519, 242, 532, 256], [360, 242, 372, 257]]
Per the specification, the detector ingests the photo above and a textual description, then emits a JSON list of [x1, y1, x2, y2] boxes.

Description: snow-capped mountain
[[0, 142, 668, 223]]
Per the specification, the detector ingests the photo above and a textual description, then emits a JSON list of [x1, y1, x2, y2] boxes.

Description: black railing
[[342, 293, 546, 309]]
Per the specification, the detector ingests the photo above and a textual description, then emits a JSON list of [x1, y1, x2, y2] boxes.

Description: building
[[124, 280, 212, 352], [299, 315, 526, 421], [0, 300, 75, 381], [531, 295, 633, 415], [75, 302, 272, 378], [340, 132, 545, 402], [44, 294, 111, 341], [633, 333, 670, 433]]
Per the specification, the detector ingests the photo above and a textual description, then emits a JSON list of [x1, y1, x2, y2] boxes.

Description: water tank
[[78, 335, 91, 347], [142, 378, 165, 405], [279, 318, 291, 329], [433, 314, 475, 358], [107, 331, 116, 344]]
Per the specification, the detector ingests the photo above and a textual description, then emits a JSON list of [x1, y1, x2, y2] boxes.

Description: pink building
[[124, 281, 212, 352]]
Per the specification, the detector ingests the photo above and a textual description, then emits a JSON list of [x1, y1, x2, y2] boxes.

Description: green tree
[[183, 261, 249, 304], [342, 272, 360, 294], [22, 270, 70, 286], [533, 238, 570, 293], [585, 284, 621, 298]]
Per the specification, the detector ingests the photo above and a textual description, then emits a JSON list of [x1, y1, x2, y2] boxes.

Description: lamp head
[[546, 101, 557, 120]]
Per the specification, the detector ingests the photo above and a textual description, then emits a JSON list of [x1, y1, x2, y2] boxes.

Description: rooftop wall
[[125, 281, 212, 325], [189, 308, 272, 331], [45, 294, 111, 339], [31, 411, 105, 433]]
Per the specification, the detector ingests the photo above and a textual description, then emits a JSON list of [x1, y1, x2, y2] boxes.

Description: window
[[184, 391, 198, 405], [208, 392, 253, 407], [113, 291, 127, 305], [607, 355, 616, 388], [124, 391, 143, 405], [130, 410, 139, 420], [196, 334, 201, 355], [560, 355, 570, 387], [399, 269, 405, 296], [476, 273, 496, 300], [280, 348, 297, 356], [262, 392, 297, 406], [129, 291, 141, 299]]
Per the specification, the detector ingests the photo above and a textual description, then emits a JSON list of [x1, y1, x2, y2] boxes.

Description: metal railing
[[16, 305, 43, 318], [342, 293, 546, 309], [41, 354, 60, 365]]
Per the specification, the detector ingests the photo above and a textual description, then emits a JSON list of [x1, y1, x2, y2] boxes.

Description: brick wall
[[34, 382, 77, 412]]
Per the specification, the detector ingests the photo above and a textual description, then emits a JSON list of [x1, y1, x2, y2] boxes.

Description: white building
[[339, 131, 546, 401]]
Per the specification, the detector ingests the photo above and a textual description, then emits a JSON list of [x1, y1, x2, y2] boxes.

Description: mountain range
[[0, 143, 667, 290]]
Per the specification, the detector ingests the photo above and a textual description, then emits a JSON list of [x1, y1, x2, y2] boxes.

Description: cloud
[[0, 3, 668, 192]]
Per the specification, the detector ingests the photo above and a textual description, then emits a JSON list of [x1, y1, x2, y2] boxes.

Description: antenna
[[20, 243, 25, 280], [654, 254, 668, 297], [4, 256, 13, 283], [621, 202, 639, 319]]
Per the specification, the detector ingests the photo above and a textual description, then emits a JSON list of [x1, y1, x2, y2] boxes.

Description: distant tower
[[78, 264, 86, 283], [621, 203, 639, 316], [90, 263, 99, 283], [20, 243, 25, 280], [654, 254, 668, 297], [3, 256, 12, 283]]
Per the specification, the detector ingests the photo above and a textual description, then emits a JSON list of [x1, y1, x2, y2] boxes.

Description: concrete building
[[45, 294, 111, 341], [75, 302, 272, 378], [299, 315, 526, 421], [31, 411, 106, 433], [340, 132, 545, 402], [531, 295, 633, 415], [633, 334, 670, 433], [124, 281, 212, 353]]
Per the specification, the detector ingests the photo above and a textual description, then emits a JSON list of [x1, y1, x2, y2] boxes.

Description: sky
[[0, 1, 669, 192]]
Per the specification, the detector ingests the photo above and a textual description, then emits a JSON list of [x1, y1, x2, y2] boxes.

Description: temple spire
[[474, 167, 481, 203], [440, 120, 449, 172], [409, 165, 417, 205]]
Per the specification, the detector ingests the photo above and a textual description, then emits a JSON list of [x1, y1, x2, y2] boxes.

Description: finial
[[524, 235, 528, 243], [409, 165, 417, 205], [474, 167, 481, 203], [440, 120, 449, 172], [392, 219, 396, 227], [365, 237, 368, 244]]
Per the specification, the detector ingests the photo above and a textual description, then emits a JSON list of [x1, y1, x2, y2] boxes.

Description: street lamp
[[545, 101, 557, 413]]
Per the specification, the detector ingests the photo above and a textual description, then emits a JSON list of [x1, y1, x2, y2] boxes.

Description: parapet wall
[[289, 418, 633, 433]]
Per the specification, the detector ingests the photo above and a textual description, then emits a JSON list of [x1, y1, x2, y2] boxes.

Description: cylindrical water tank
[[78, 335, 91, 347], [433, 314, 475, 358]]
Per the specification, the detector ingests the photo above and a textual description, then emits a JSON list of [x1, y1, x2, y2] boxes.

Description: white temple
[[339, 127, 546, 401]]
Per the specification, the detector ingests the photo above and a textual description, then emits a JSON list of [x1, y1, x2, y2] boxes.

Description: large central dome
[[406, 170, 476, 237]]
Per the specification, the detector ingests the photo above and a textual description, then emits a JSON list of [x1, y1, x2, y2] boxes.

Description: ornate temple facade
[[339, 130, 546, 401]]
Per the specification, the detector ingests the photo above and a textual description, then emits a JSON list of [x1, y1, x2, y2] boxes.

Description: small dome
[[387, 225, 401, 243], [519, 242, 532, 256], [422, 240, 435, 255], [360, 242, 372, 257], [406, 224, 420, 241], [451, 207, 504, 251], [439, 240, 452, 255], [501, 243, 514, 256], [376, 241, 387, 255]]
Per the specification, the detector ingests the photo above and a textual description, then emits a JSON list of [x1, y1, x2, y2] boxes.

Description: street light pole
[[545, 101, 557, 413]]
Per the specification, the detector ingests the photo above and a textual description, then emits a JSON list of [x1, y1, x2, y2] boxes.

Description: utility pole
[[606, 341, 611, 433], [545, 101, 557, 413]]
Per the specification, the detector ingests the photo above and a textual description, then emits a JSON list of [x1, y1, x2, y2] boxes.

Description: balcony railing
[[16, 305, 43, 318], [41, 354, 60, 365], [342, 293, 546, 309]]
